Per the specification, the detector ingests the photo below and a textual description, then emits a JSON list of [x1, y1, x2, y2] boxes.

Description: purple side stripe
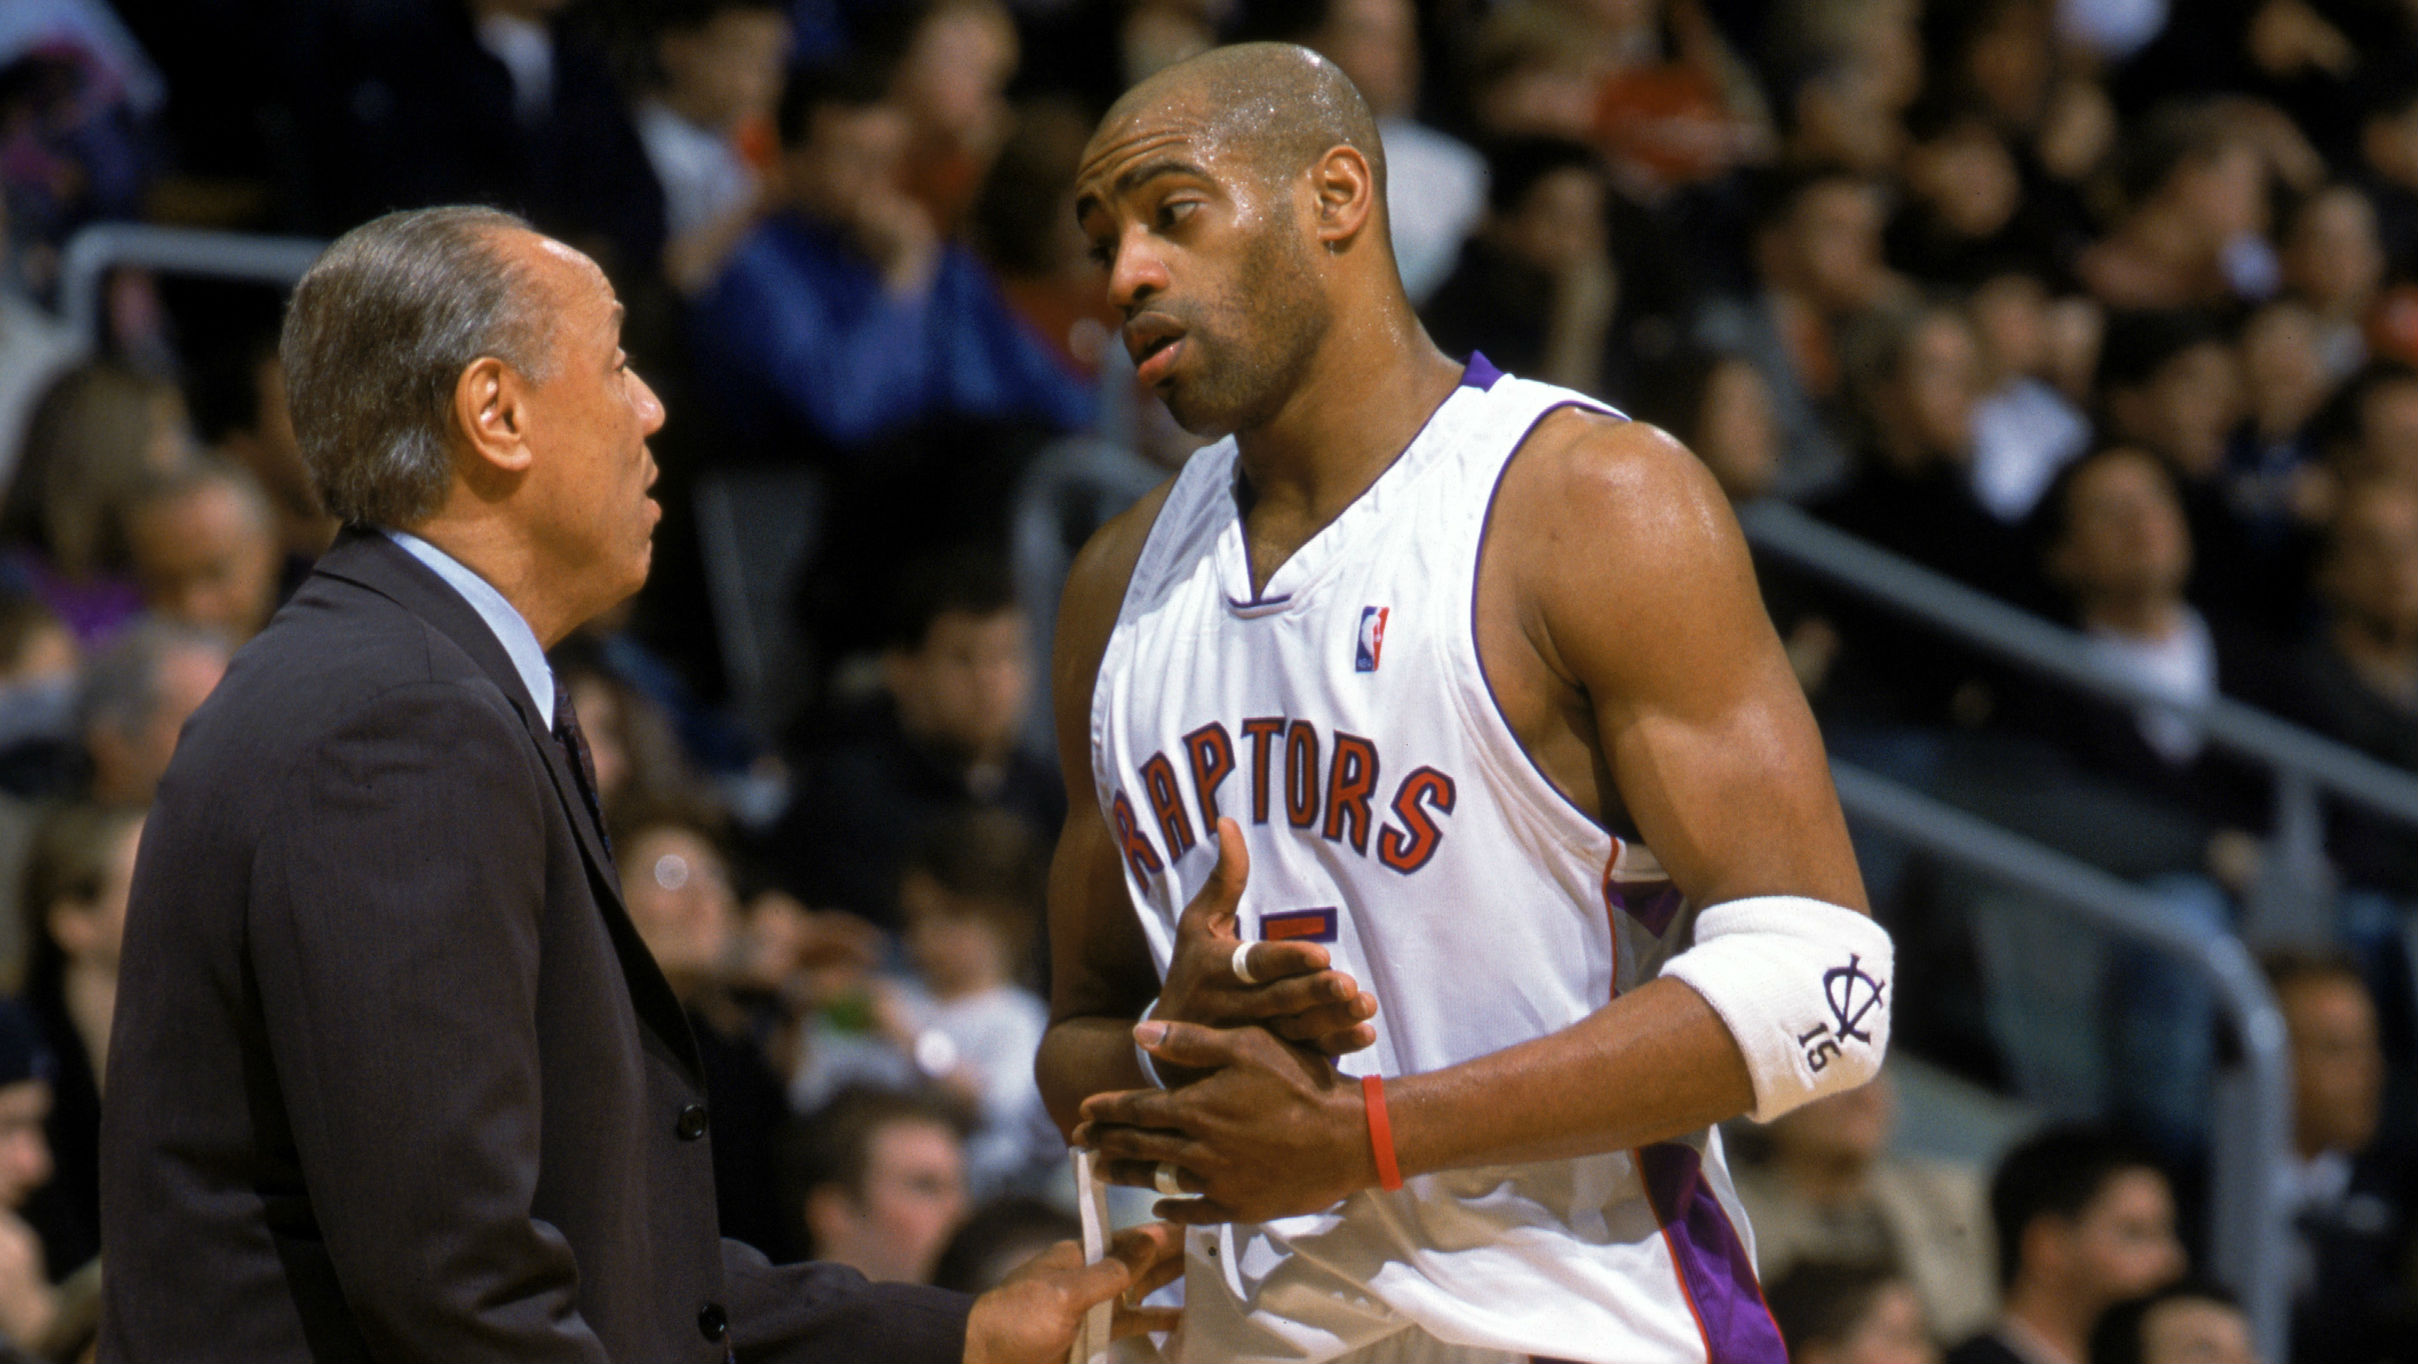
[[1605, 876, 1685, 938], [1461, 351, 1505, 390], [1637, 1143, 1786, 1363]]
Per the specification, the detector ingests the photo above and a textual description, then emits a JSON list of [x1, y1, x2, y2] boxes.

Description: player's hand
[[962, 1221, 1183, 1364], [1074, 1020, 1381, 1225], [1155, 817, 1378, 1074]]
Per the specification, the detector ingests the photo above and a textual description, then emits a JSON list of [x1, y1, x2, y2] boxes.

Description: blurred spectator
[[2356, 81, 2418, 281], [206, 335, 332, 563], [1887, 105, 2039, 286], [0, 591, 76, 804], [0, 12, 154, 304], [773, 547, 1059, 929], [2314, 359, 2418, 491], [2280, 183, 2385, 381], [1764, 0, 1922, 177], [0, 202, 75, 487], [634, 0, 792, 296], [0, 363, 191, 649], [1696, 167, 1904, 501], [2078, 104, 2276, 311], [552, 638, 710, 814], [1819, 300, 2027, 600], [890, 810, 1056, 1198], [2086, 1281, 2259, 1364], [1565, 0, 1772, 197], [74, 619, 227, 807], [1624, 346, 1781, 501], [611, 795, 798, 1260], [2227, 297, 2332, 547], [1966, 267, 2092, 525], [862, 0, 1019, 236], [2263, 948, 2415, 1364], [930, 1196, 1078, 1296], [1422, 137, 1616, 398], [287, 0, 662, 281], [2287, 481, 2418, 895], [687, 60, 1092, 455], [121, 458, 284, 644], [1946, 1125, 2185, 1364], [2094, 309, 2299, 624], [1464, 3, 1601, 144], [784, 1086, 970, 1284], [1248, 0, 1485, 306], [12, 802, 137, 1289], [0, 1002, 56, 1354], [1765, 1259, 1941, 1364], [1732, 1071, 1996, 1344], [2018, 446, 2282, 883], [967, 98, 1116, 392]]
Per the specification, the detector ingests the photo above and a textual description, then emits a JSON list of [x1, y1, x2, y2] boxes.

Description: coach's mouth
[[1125, 315, 1186, 386]]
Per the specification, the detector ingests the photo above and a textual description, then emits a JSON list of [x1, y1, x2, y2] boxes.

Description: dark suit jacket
[[99, 529, 969, 1362]]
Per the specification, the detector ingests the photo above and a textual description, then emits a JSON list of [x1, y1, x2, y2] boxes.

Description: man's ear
[[1310, 144, 1378, 251], [453, 356, 535, 476]]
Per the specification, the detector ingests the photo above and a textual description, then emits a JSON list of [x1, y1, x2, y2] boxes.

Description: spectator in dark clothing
[[2017, 446, 2287, 836], [1765, 1259, 1941, 1364], [2096, 309, 2309, 630], [2286, 480, 2418, 895], [2263, 948, 2417, 1364], [1946, 1127, 2185, 1364], [283, 0, 664, 282], [2356, 81, 2418, 283], [2086, 1281, 2258, 1364], [12, 802, 141, 1291], [686, 60, 1092, 458], [1807, 301, 2024, 728], [773, 548, 1060, 929], [2265, 948, 2417, 1363], [1422, 137, 1617, 401], [609, 794, 799, 1261], [783, 1086, 970, 1287]]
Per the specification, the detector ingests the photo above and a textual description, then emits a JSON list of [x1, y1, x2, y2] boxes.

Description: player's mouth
[[1125, 315, 1187, 387]]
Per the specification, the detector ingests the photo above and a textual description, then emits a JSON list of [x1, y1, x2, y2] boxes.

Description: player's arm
[[1035, 486, 1378, 1136], [1076, 415, 1886, 1220]]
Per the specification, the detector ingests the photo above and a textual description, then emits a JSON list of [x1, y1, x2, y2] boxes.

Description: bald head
[[1099, 42, 1386, 200]]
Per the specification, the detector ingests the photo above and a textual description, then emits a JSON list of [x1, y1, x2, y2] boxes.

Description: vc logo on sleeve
[[1796, 953, 1886, 1073]]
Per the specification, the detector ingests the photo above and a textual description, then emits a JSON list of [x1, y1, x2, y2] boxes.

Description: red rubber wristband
[[1362, 1074, 1403, 1191]]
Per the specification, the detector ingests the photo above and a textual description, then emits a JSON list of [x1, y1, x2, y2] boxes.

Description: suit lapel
[[309, 529, 704, 1079]]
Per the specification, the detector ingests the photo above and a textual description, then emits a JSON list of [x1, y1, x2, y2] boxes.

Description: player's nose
[[1106, 230, 1169, 312]]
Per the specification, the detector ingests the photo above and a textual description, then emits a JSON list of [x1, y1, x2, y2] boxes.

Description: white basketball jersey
[[1090, 359, 1787, 1363]]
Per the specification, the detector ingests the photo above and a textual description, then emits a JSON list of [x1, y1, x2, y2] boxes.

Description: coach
[[97, 206, 1172, 1362]]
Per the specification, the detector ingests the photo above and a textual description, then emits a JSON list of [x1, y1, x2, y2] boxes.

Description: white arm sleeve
[[1659, 895, 1893, 1122]]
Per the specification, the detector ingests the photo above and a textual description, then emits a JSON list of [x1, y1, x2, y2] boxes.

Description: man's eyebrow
[[1075, 158, 1210, 222]]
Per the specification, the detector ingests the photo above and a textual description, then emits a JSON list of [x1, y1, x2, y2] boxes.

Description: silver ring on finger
[[1230, 940, 1260, 986], [1155, 1161, 1186, 1197]]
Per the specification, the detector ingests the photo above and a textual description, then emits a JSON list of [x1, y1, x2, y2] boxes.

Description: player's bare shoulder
[[1495, 404, 1770, 683]]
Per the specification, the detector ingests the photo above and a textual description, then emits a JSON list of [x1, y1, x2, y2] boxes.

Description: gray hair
[[77, 619, 234, 742], [279, 206, 556, 529]]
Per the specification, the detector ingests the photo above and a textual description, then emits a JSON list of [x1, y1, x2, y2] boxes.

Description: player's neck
[[1231, 321, 1460, 533]]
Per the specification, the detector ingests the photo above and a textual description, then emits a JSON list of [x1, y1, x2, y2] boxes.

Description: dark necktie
[[551, 675, 613, 860]]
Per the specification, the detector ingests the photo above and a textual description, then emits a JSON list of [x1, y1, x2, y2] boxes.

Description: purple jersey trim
[[1637, 1143, 1786, 1363], [1462, 352, 1505, 390], [1604, 870, 1686, 938]]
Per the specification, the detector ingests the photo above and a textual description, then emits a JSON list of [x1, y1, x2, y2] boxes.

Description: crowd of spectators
[[0, 0, 2415, 1360]]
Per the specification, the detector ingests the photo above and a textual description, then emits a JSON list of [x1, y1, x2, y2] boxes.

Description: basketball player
[[1034, 44, 1893, 1364]]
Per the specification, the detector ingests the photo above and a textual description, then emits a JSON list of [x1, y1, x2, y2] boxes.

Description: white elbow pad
[[1659, 895, 1893, 1123]]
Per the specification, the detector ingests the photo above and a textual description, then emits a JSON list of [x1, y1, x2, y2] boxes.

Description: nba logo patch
[[1355, 606, 1389, 672]]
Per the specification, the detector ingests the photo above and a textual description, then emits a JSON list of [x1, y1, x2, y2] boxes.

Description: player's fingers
[[1154, 1196, 1242, 1226], [1237, 940, 1332, 982], [1076, 1083, 1177, 1130], [1105, 1221, 1185, 1283], [1085, 1126, 1195, 1172], [1265, 994, 1378, 1044], [1111, 1304, 1184, 1341], [1131, 1018, 1244, 1071], [1312, 1021, 1381, 1056], [1121, 1234, 1187, 1301], [1176, 818, 1250, 939]]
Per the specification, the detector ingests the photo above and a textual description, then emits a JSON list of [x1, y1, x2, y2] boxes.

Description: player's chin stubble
[[1162, 230, 1328, 438]]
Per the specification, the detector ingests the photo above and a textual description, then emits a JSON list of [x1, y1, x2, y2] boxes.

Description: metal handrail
[[1740, 498, 2418, 943], [1831, 761, 2294, 1364], [58, 223, 326, 353]]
